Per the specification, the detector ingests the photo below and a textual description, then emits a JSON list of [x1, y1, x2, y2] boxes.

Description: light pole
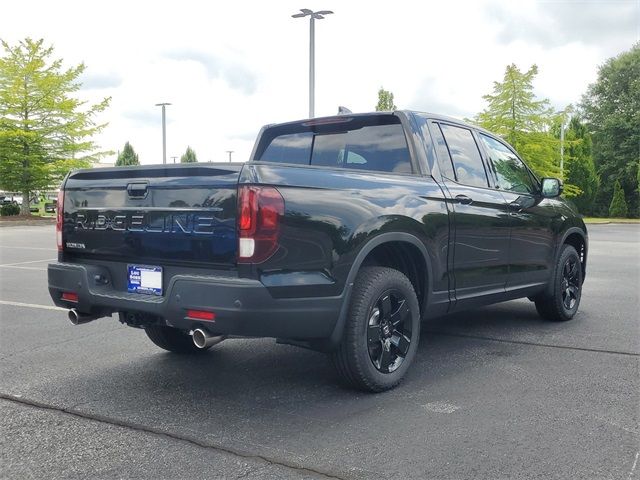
[[171, 156, 178, 164], [155, 102, 171, 164], [292, 8, 333, 118], [226, 150, 234, 162], [559, 105, 573, 178]]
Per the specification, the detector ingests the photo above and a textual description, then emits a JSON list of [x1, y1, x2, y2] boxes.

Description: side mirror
[[541, 177, 563, 198]]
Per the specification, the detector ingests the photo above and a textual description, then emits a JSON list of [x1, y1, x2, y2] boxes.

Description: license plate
[[128, 265, 163, 296]]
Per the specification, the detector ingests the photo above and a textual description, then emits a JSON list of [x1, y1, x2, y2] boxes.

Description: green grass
[[583, 217, 640, 224]]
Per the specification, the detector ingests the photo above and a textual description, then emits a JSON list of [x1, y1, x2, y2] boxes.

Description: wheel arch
[[559, 227, 588, 281], [320, 232, 433, 351]]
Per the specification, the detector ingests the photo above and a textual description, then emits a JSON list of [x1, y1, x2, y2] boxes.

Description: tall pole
[[560, 119, 565, 178], [292, 9, 332, 119], [226, 150, 234, 162], [155, 102, 171, 164], [309, 16, 315, 118]]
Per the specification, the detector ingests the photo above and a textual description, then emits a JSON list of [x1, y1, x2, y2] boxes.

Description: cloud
[[487, 0, 638, 54], [163, 48, 257, 95], [229, 130, 259, 142], [410, 77, 476, 119], [122, 109, 160, 127], [80, 71, 123, 90]]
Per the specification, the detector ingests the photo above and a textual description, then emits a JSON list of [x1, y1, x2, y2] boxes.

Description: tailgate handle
[[127, 182, 149, 199]]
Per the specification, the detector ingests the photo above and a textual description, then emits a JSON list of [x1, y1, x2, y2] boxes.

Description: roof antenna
[[337, 106, 352, 115]]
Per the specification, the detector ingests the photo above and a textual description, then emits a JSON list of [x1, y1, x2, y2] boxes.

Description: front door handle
[[455, 194, 473, 205]]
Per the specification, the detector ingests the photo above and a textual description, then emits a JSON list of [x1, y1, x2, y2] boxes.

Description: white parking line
[[629, 451, 639, 480], [0, 245, 57, 251], [0, 265, 47, 271], [0, 258, 55, 267], [0, 300, 65, 311]]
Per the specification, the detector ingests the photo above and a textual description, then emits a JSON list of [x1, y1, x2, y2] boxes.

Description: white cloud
[[1, 0, 637, 165]]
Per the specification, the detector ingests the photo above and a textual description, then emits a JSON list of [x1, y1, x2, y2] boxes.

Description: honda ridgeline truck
[[48, 111, 587, 392]]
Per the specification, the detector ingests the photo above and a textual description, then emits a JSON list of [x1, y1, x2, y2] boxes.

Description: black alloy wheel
[[561, 256, 580, 311], [534, 244, 583, 322], [366, 290, 413, 374], [331, 266, 420, 392]]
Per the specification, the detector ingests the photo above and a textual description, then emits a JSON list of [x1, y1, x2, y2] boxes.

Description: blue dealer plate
[[127, 265, 163, 296]]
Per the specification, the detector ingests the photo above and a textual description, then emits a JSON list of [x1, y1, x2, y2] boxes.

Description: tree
[[609, 180, 628, 217], [580, 44, 640, 217], [475, 64, 568, 191], [180, 146, 197, 163], [375, 87, 397, 111], [561, 117, 600, 214], [116, 142, 139, 166], [0, 38, 110, 214]]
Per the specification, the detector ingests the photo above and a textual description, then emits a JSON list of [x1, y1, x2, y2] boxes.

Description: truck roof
[[265, 110, 481, 132]]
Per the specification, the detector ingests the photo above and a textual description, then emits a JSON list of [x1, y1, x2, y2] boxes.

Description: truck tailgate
[[61, 164, 242, 267]]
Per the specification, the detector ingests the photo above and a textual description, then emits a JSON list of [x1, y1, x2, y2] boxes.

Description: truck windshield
[[254, 116, 412, 174]]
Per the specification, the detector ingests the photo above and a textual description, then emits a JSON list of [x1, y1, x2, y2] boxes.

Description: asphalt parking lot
[[1, 224, 638, 479]]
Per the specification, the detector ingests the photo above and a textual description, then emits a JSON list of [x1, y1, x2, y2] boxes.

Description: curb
[[0, 219, 56, 227]]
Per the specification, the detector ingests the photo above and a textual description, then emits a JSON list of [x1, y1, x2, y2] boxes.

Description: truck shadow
[[60, 299, 557, 406], [47, 298, 581, 472]]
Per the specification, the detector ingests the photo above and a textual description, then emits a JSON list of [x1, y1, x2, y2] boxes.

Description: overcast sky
[[1, 0, 638, 164]]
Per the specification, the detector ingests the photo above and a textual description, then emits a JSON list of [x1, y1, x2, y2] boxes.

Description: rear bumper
[[48, 262, 342, 339]]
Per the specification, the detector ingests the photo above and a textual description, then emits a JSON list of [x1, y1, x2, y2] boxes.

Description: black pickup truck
[[48, 111, 587, 392]]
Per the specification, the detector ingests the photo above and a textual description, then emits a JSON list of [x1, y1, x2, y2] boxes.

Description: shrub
[[1, 203, 21, 216], [609, 180, 628, 217]]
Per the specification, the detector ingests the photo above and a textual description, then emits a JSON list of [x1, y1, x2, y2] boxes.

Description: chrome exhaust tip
[[192, 329, 226, 349], [68, 308, 99, 325]]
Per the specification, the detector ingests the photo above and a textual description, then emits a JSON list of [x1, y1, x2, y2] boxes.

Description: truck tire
[[144, 325, 209, 354], [331, 266, 420, 392], [534, 244, 583, 322]]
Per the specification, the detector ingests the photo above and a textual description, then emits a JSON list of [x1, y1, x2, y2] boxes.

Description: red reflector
[[186, 310, 216, 321], [61, 292, 78, 303]]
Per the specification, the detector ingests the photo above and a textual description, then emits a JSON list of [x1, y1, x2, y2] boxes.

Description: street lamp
[[226, 150, 234, 162], [292, 8, 333, 118], [559, 105, 573, 178], [155, 102, 171, 164]]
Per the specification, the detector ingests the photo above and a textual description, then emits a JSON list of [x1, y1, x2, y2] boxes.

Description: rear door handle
[[508, 201, 523, 212], [455, 194, 473, 205]]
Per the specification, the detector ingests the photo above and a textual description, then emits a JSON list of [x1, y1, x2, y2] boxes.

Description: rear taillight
[[56, 189, 64, 251], [237, 185, 284, 263]]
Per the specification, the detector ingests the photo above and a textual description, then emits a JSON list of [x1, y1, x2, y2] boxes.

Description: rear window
[[255, 116, 413, 174]]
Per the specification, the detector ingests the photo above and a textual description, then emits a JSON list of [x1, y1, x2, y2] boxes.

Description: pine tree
[[375, 87, 397, 111], [180, 146, 197, 163], [0, 38, 110, 214], [475, 64, 564, 186], [116, 142, 139, 166], [609, 180, 628, 217]]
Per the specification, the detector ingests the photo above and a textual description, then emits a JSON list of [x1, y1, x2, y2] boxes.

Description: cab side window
[[479, 134, 537, 194], [439, 124, 488, 188]]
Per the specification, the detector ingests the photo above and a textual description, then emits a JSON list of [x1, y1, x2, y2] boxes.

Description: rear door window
[[256, 118, 413, 174], [439, 124, 488, 188]]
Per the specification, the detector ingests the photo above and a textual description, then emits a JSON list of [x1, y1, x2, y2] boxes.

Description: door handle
[[508, 201, 523, 212], [455, 194, 473, 205]]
